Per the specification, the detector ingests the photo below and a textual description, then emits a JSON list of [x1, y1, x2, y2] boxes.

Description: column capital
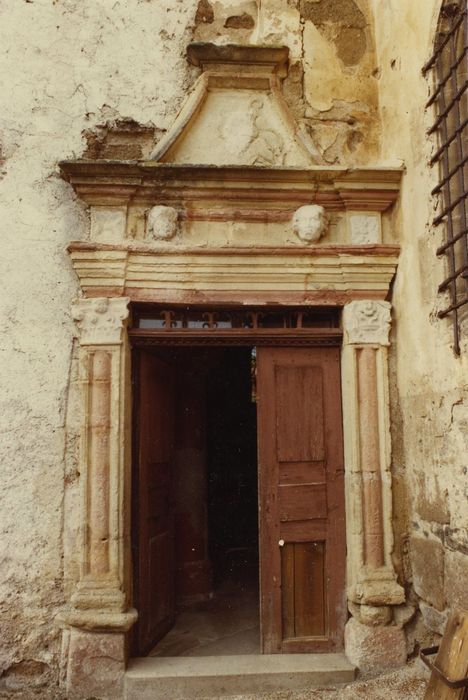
[[71, 297, 130, 345], [342, 300, 391, 346]]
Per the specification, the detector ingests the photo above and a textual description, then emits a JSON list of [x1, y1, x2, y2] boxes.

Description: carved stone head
[[147, 205, 179, 241], [292, 204, 328, 243]]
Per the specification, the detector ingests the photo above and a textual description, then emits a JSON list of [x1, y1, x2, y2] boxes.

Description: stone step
[[124, 653, 356, 699]]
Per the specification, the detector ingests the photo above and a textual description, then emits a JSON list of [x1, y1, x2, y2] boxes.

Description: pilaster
[[58, 297, 136, 699], [341, 300, 406, 670]]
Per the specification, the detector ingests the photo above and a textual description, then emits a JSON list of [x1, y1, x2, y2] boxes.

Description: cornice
[[68, 241, 400, 256], [59, 161, 403, 211]]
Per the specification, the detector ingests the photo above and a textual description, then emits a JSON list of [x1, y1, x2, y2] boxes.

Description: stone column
[[341, 300, 406, 671], [58, 297, 137, 700]]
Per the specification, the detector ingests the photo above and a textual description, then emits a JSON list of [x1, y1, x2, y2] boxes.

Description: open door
[[134, 350, 176, 655], [257, 347, 346, 653]]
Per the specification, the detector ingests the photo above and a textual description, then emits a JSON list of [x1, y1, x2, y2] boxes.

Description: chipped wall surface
[[0, 1, 199, 694], [0, 0, 467, 696], [370, 0, 468, 638]]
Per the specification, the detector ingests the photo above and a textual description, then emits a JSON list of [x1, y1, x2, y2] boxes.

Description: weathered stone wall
[[370, 0, 468, 643]]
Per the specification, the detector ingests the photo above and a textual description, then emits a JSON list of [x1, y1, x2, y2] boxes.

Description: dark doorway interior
[[206, 347, 258, 589], [135, 346, 259, 657]]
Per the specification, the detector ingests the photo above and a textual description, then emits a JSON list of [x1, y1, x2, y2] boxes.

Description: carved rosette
[[342, 300, 391, 346], [71, 297, 130, 345]]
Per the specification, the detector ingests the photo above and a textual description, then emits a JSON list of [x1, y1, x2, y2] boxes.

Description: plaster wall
[[0, 2, 199, 693], [0, 0, 465, 696], [370, 0, 468, 639]]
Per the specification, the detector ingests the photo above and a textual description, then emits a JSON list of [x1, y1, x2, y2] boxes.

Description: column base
[[349, 567, 405, 606], [57, 607, 138, 633], [62, 628, 127, 700], [344, 617, 407, 672]]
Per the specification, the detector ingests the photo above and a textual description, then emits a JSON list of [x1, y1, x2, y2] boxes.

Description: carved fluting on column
[[341, 300, 404, 610], [58, 297, 137, 634], [88, 350, 112, 577], [357, 347, 385, 570]]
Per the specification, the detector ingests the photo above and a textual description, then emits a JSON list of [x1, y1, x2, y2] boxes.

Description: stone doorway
[[130, 306, 348, 657], [60, 295, 407, 698]]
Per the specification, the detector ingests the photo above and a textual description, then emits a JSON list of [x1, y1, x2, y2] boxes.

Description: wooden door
[[135, 350, 176, 655], [257, 346, 346, 653]]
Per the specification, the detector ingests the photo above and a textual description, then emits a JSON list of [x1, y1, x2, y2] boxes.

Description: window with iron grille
[[424, 0, 468, 355]]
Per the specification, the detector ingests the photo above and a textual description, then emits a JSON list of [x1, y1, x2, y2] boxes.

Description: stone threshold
[[124, 653, 356, 699]]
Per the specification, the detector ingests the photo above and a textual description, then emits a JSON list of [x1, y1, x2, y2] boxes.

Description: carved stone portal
[[58, 42, 404, 700]]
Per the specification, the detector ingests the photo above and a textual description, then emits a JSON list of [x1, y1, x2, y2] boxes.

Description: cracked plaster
[[0, 0, 467, 694]]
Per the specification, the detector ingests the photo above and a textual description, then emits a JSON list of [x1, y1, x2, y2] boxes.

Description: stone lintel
[[67, 244, 399, 302]]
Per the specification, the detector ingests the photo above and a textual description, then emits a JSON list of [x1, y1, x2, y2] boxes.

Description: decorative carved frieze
[[342, 300, 391, 346], [71, 297, 130, 345]]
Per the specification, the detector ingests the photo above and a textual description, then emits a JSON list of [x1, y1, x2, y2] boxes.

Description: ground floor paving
[[0, 660, 428, 699]]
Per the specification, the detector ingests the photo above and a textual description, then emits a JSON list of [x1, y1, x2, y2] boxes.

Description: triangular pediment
[[151, 43, 322, 167]]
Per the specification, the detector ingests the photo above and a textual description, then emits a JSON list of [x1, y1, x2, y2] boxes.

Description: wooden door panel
[[294, 541, 326, 638], [257, 347, 346, 654], [281, 521, 327, 542], [136, 350, 176, 655], [279, 462, 325, 485], [149, 531, 173, 630], [278, 483, 327, 521], [275, 365, 325, 462], [281, 541, 326, 639]]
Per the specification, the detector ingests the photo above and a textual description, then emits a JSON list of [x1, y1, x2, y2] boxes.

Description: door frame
[[129, 304, 345, 654]]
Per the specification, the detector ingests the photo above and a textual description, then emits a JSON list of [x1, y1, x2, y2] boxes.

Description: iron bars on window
[[424, 0, 468, 355]]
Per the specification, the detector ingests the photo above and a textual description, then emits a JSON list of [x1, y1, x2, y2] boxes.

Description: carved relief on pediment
[[150, 44, 321, 168]]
